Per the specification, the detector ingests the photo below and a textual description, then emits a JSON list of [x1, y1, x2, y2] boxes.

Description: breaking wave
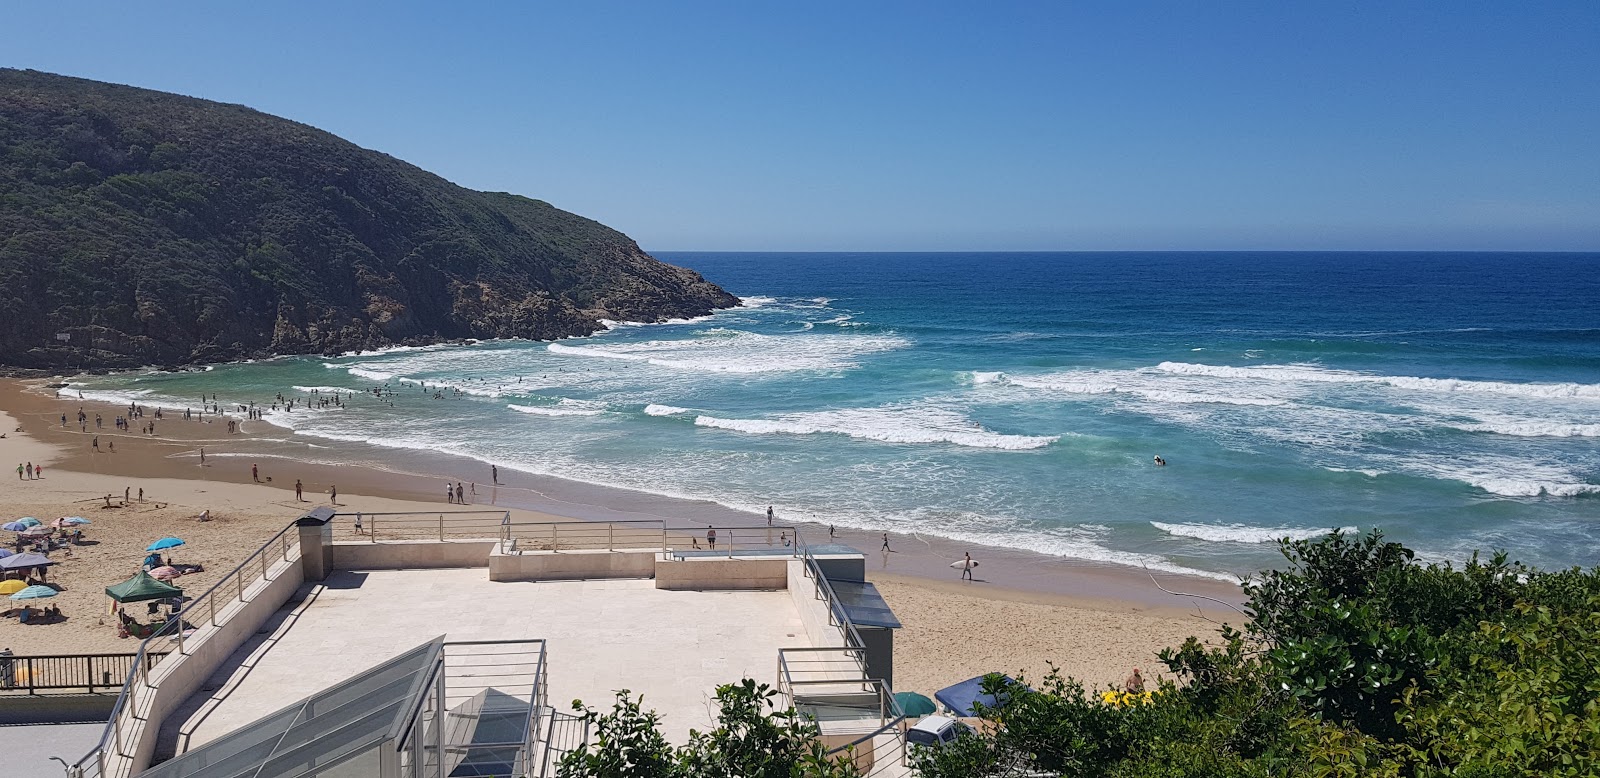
[[1152, 521, 1357, 544], [690, 405, 1059, 450]]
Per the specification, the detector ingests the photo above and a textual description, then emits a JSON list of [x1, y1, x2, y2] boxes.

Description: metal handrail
[[0, 651, 169, 694], [74, 518, 303, 777], [338, 510, 510, 542]]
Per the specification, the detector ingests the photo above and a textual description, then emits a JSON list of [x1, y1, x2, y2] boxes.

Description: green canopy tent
[[105, 571, 183, 604]]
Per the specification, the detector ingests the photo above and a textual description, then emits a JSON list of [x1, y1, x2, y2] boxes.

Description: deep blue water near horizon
[[76, 252, 1600, 579]]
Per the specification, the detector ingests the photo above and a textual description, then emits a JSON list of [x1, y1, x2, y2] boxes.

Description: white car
[[905, 715, 972, 748]]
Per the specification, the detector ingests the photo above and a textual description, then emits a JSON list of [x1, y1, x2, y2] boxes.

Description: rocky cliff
[[0, 69, 739, 369]]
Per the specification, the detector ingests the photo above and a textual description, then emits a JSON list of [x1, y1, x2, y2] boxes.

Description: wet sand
[[0, 378, 1237, 693]]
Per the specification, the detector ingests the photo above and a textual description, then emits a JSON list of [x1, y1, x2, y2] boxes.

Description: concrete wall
[[126, 553, 306, 772], [654, 557, 788, 590], [788, 561, 848, 649], [0, 693, 117, 725], [331, 540, 495, 570], [487, 547, 656, 582]]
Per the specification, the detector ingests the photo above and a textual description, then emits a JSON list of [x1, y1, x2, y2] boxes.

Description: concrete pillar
[[860, 626, 894, 689], [296, 506, 336, 582]]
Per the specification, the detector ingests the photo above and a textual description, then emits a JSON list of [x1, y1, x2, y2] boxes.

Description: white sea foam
[[968, 371, 1007, 384], [507, 403, 603, 417], [691, 405, 1059, 450], [738, 296, 777, 309], [343, 366, 395, 382], [1391, 455, 1600, 498], [291, 386, 358, 394], [1447, 416, 1600, 438], [1156, 362, 1600, 400], [1001, 373, 1286, 406], [643, 404, 691, 417], [1152, 521, 1357, 544], [548, 329, 909, 374], [1324, 467, 1386, 478]]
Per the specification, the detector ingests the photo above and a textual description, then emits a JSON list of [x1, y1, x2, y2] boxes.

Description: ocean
[[69, 252, 1600, 579]]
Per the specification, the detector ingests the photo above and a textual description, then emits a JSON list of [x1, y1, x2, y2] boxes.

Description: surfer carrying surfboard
[[960, 552, 975, 580]]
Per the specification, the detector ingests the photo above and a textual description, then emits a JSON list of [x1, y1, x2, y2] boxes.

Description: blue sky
[[7, 2, 1598, 251]]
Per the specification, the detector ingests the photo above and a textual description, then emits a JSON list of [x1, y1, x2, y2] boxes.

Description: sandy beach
[[0, 378, 1236, 696]]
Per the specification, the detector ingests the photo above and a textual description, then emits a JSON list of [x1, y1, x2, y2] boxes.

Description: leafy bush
[[557, 680, 861, 778], [909, 530, 1600, 778]]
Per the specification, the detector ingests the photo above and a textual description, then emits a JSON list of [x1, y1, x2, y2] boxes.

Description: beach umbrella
[[0, 550, 12, 559], [146, 537, 186, 552], [60, 517, 91, 526], [16, 518, 40, 528], [0, 553, 53, 570], [148, 566, 181, 581], [894, 691, 938, 717], [105, 571, 183, 604], [9, 585, 58, 601], [1, 522, 27, 532], [0, 580, 25, 595], [20, 526, 54, 538]]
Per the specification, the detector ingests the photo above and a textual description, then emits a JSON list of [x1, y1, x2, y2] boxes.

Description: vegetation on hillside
[[0, 68, 737, 369]]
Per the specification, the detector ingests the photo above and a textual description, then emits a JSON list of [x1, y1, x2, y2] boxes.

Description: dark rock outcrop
[[0, 69, 739, 369]]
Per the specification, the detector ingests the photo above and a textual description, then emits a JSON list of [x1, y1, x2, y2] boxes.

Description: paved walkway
[[173, 568, 809, 749]]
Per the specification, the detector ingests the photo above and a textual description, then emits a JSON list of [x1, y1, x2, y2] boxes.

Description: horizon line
[[649, 248, 1600, 255]]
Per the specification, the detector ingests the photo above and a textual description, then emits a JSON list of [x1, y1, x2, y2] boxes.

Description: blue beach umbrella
[[1, 522, 27, 532], [146, 537, 186, 552], [60, 517, 91, 526], [9, 585, 58, 601], [0, 549, 13, 559], [16, 518, 40, 528]]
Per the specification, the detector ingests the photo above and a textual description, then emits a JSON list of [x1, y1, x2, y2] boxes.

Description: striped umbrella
[[9, 585, 58, 601]]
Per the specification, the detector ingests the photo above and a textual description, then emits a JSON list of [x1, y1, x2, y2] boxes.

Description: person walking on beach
[[491, 464, 498, 484], [252, 463, 259, 482], [125, 486, 130, 504], [15, 463, 22, 480], [92, 436, 99, 451], [295, 479, 304, 501], [961, 552, 974, 581], [138, 487, 144, 502], [881, 533, 892, 552], [25, 463, 32, 479], [455, 483, 465, 504], [446, 484, 455, 504], [353, 512, 364, 535], [767, 506, 774, 526], [829, 524, 836, 539], [329, 485, 337, 505]]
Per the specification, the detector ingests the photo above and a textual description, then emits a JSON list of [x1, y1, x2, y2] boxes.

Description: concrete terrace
[[169, 568, 811, 750]]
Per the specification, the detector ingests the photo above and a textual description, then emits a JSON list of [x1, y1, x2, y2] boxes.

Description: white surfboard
[[950, 559, 979, 569]]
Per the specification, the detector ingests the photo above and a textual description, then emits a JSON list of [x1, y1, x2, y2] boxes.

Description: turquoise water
[[73, 252, 1600, 579]]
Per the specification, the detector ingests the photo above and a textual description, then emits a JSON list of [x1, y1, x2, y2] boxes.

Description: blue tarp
[[934, 674, 1025, 717]]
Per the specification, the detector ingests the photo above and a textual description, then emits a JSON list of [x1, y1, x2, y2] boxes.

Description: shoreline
[[1, 377, 1238, 694], [12, 379, 1243, 613]]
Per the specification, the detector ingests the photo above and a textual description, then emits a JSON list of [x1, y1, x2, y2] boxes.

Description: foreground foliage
[[911, 530, 1600, 778], [556, 679, 861, 778]]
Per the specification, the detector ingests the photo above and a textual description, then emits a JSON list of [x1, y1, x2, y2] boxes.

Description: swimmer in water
[[1153, 456, 1166, 466]]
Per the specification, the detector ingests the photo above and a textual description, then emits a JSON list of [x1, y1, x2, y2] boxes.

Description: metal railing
[[428, 639, 549, 778], [0, 651, 169, 694], [500, 518, 807, 559], [341, 510, 511, 542], [73, 520, 303, 778], [801, 552, 869, 651]]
